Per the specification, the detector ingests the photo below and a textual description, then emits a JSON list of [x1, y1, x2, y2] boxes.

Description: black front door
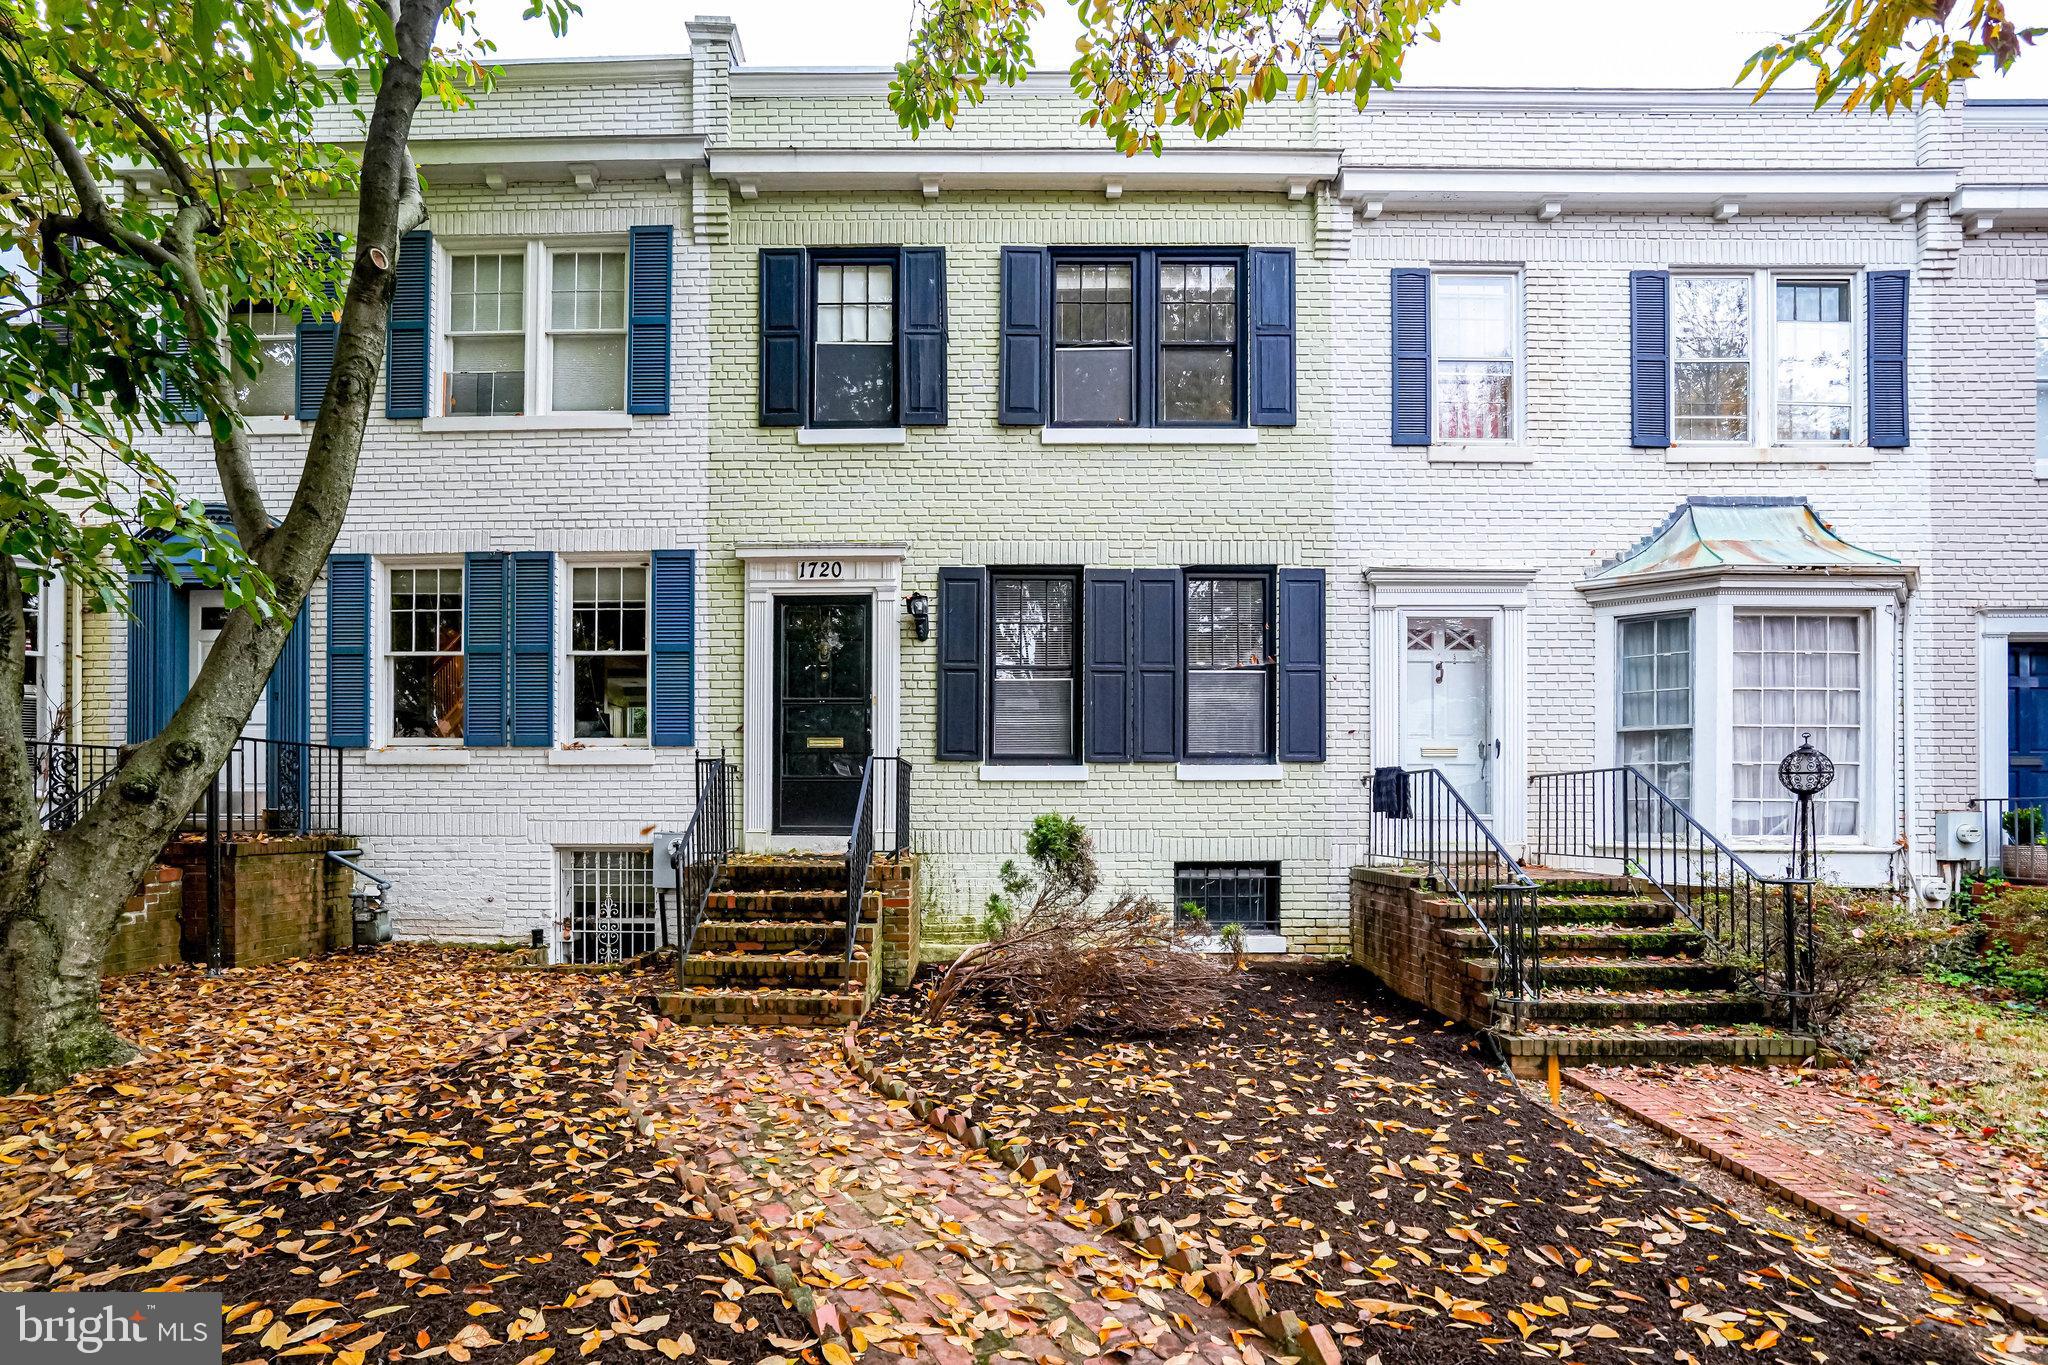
[[775, 595, 873, 835], [2014, 641, 2048, 813]]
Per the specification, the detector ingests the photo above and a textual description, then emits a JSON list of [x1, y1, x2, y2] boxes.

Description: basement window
[[1174, 862, 1279, 933], [561, 848, 657, 964]]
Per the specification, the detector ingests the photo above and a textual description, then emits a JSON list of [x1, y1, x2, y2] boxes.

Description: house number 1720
[[797, 560, 844, 580]]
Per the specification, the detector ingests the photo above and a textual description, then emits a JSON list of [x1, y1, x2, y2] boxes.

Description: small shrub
[[1807, 889, 1959, 1031], [1218, 921, 1248, 970]]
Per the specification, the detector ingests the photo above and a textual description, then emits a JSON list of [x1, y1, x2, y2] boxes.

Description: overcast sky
[[472, 0, 2048, 97]]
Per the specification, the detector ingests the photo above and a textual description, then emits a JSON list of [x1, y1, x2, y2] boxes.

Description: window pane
[[1159, 346, 1235, 424], [1186, 578, 1267, 669], [574, 655, 649, 739], [1434, 361, 1514, 441], [234, 330, 297, 419], [1434, 275, 1514, 359], [1730, 612, 1861, 839], [1674, 360, 1750, 442], [392, 654, 464, 739], [813, 343, 897, 425], [1673, 276, 1751, 360], [993, 577, 1075, 668], [1055, 262, 1135, 343], [1159, 262, 1236, 344], [1052, 348, 1134, 425], [451, 252, 523, 334], [991, 678, 1073, 757], [552, 333, 626, 411], [1774, 281, 1853, 444], [1187, 672, 1269, 755]]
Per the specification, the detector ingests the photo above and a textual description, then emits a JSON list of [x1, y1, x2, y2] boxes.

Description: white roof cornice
[[408, 134, 707, 182], [710, 146, 1340, 197], [1337, 165, 1956, 216], [1951, 184, 2048, 231]]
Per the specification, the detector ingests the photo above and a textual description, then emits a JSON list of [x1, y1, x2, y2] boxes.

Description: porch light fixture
[[905, 591, 931, 642]]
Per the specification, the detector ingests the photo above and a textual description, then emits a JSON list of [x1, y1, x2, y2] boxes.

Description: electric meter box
[[651, 831, 687, 889], [1935, 810, 1985, 863]]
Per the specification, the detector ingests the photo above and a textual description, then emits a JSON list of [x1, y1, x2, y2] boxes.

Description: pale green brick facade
[[705, 188, 1344, 954]]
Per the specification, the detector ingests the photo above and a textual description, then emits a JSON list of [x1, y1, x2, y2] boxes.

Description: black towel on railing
[[1372, 766, 1411, 819]]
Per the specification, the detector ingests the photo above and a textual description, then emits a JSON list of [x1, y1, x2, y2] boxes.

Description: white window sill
[[420, 412, 633, 434], [549, 745, 658, 767], [1666, 444, 1877, 466], [242, 416, 305, 436], [1176, 762, 1286, 782], [797, 427, 907, 446], [1041, 427, 1257, 447], [1426, 444, 1534, 466], [1187, 932, 1289, 955], [364, 746, 471, 766], [978, 763, 1088, 782]]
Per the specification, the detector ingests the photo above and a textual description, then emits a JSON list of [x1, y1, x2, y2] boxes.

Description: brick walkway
[[631, 1027, 1256, 1364], [1569, 1064, 2048, 1330]]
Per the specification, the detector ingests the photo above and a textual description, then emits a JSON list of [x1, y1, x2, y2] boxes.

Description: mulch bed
[[39, 994, 818, 1364], [864, 967, 1985, 1364]]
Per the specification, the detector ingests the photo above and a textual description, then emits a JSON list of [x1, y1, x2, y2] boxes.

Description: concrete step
[[1443, 925, 1707, 957], [652, 985, 865, 1028], [691, 919, 870, 954], [1489, 989, 1770, 1027], [680, 951, 865, 988], [1496, 1028, 1817, 1076], [1463, 957, 1735, 991]]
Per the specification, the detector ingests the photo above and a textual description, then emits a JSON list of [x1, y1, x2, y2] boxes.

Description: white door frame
[[738, 544, 904, 852], [1366, 568, 1535, 855]]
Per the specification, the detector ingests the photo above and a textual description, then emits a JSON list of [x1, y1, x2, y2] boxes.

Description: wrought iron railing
[[845, 755, 912, 962], [1366, 767, 1541, 1014], [29, 739, 123, 831], [671, 754, 737, 971], [1973, 796, 2047, 877], [1527, 766, 1816, 1029], [29, 735, 344, 836]]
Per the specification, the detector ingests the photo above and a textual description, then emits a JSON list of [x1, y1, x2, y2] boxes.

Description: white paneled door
[[1400, 613, 1497, 816]]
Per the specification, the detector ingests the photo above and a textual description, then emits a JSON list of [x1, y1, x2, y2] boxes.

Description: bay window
[[1185, 573, 1272, 761], [1432, 273, 1518, 442], [989, 572, 1079, 762], [1731, 613, 1863, 839], [387, 565, 464, 740], [1617, 613, 1693, 805], [569, 562, 649, 741], [812, 258, 897, 427]]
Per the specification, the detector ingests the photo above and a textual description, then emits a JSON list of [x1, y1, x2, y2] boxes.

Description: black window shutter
[[759, 248, 808, 426], [899, 246, 947, 425], [1083, 570, 1134, 763], [385, 229, 432, 419], [1248, 248, 1296, 426], [1629, 270, 1672, 448], [463, 552, 507, 747], [1866, 270, 1910, 448], [998, 247, 1050, 425], [1390, 268, 1431, 446], [1276, 568, 1326, 763], [936, 568, 987, 761], [1131, 568, 1183, 763]]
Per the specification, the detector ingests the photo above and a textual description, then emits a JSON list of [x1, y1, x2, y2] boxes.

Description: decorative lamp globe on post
[[1778, 732, 1835, 881]]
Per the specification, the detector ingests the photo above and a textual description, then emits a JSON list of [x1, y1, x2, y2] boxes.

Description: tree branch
[[65, 62, 209, 214]]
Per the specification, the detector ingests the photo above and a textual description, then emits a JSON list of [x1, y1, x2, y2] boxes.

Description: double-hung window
[[442, 242, 630, 418], [2035, 292, 2047, 465], [1617, 613, 1693, 806], [988, 572, 1079, 762], [1184, 573, 1272, 761], [20, 587, 41, 741], [548, 250, 627, 413], [812, 257, 897, 427], [447, 251, 527, 416], [569, 562, 649, 741], [1731, 613, 1863, 839], [230, 302, 298, 420], [386, 565, 464, 741], [1050, 251, 1242, 428], [1672, 273, 1856, 446], [1432, 273, 1517, 441]]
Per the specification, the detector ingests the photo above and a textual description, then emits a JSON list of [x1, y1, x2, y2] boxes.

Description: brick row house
[[29, 15, 2048, 968]]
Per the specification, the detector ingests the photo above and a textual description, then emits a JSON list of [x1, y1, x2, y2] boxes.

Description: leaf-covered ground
[[1, 945, 595, 1273], [864, 968, 1991, 1364], [16, 987, 818, 1364]]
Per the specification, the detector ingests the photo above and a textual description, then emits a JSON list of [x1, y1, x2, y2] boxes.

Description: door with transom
[[1400, 613, 1498, 816]]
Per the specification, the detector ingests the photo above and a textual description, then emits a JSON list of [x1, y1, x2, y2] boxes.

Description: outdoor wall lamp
[[905, 591, 931, 641]]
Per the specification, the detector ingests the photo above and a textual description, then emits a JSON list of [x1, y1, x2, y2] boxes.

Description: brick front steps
[[652, 853, 906, 1028]]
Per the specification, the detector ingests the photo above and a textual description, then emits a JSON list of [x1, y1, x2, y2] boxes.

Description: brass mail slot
[[1420, 745, 1461, 758], [805, 735, 846, 750]]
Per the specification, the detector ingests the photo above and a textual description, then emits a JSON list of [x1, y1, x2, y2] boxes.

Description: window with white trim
[[231, 301, 298, 420], [1731, 613, 1863, 839], [20, 587, 42, 741], [1432, 273, 1517, 441], [1673, 275, 1752, 443], [2035, 291, 2047, 464], [1773, 281, 1853, 443], [447, 251, 526, 415], [988, 572, 1078, 762], [386, 564, 464, 741], [1617, 613, 1692, 806], [1673, 273, 1857, 446], [1184, 573, 1272, 761], [548, 249, 627, 412], [441, 241, 629, 418], [568, 562, 649, 742]]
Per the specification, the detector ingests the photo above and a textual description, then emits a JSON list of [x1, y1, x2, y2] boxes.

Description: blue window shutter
[[1083, 570, 1133, 763], [125, 568, 189, 741], [1276, 568, 1326, 763], [1390, 268, 1431, 446], [650, 549, 696, 747], [628, 225, 675, 416], [324, 555, 371, 748], [759, 249, 808, 426], [510, 552, 554, 747], [266, 598, 312, 816], [161, 336, 204, 424], [464, 552, 507, 747], [1248, 248, 1296, 427], [1629, 270, 1672, 448], [297, 306, 339, 421], [998, 247, 1050, 425], [1131, 569, 1183, 763], [936, 568, 986, 761], [1866, 270, 1910, 448], [384, 229, 432, 419], [899, 246, 947, 425]]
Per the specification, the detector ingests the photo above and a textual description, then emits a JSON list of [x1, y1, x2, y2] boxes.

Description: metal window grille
[[563, 849, 656, 964], [1174, 863, 1279, 932]]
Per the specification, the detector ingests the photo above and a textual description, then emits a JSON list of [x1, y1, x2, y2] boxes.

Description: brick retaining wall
[[1348, 866, 1490, 1029], [160, 835, 359, 968], [103, 864, 185, 976]]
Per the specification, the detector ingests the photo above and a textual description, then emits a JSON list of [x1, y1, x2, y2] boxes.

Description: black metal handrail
[[1527, 766, 1815, 1028], [1973, 796, 2047, 876], [29, 735, 344, 837], [1366, 767, 1541, 1013], [29, 739, 123, 832], [672, 754, 737, 971], [844, 755, 912, 962]]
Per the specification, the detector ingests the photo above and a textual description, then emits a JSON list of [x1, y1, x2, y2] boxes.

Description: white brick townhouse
[[35, 13, 2048, 959]]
